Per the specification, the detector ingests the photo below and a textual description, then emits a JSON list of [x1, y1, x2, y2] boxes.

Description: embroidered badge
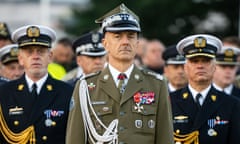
[[133, 91, 155, 113], [88, 82, 96, 90], [9, 106, 24, 115]]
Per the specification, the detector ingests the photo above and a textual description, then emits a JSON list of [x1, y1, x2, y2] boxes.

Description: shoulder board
[[141, 69, 163, 80], [81, 71, 101, 80]]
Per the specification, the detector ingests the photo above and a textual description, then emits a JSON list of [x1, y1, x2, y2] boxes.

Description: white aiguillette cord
[[79, 80, 118, 144]]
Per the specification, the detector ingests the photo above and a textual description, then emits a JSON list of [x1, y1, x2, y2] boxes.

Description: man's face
[[184, 56, 216, 84], [0, 39, 11, 48], [0, 61, 24, 80], [213, 64, 238, 87], [18, 45, 52, 79], [77, 55, 106, 74], [102, 31, 138, 64], [51, 43, 74, 65], [142, 41, 165, 68], [164, 64, 188, 88]]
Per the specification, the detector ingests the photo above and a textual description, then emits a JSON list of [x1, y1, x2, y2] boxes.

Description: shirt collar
[[188, 84, 211, 101], [168, 82, 176, 93], [25, 73, 48, 94], [212, 82, 233, 95], [108, 64, 134, 86]]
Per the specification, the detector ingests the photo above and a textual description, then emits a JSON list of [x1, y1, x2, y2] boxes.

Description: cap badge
[[10, 47, 18, 57], [0, 23, 7, 36], [224, 49, 234, 57], [92, 33, 100, 43], [27, 26, 40, 37], [194, 37, 206, 48], [120, 3, 127, 13]]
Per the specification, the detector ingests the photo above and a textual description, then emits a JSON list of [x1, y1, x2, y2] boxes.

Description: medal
[[45, 119, 52, 127], [208, 128, 217, 136]]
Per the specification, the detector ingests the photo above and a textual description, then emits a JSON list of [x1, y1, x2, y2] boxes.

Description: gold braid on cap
[[0, 105, 36, 144], [174, 130, 199, 144]]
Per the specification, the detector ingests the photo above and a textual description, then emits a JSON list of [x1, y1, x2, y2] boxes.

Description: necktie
[[117, 73, 127, 94], [31, 83, 38, 97], [196, 93, 202, 108]]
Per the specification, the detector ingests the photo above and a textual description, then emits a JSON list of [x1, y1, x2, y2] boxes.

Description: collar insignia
[[18, 84, 24, 91]]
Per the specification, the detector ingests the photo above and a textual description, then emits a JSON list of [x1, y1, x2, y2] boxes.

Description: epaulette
[[141, 69, 163, 80], [81, 71, 101, 80]]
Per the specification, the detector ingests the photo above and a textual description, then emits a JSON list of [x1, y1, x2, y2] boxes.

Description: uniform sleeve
[[229, 99, 240, 144], [155, 79, 174, 144], [66, 81, 86, 144]]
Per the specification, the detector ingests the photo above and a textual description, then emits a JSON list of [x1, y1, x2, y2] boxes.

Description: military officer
[[213, 46, 240, 98], [162, 45, 188, 92], [62, 31, 107, 87], [0, 22, 12, 48], [0, 25, 73, 143], [171, 34, 240, 144], [0, 44, 24, 85], [66, 3, 174, 144]]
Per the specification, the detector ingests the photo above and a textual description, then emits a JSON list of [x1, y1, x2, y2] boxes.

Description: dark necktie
[[196, 93, 202, 109], [31, 83, 38, 97], [117, 73, 127, 94]]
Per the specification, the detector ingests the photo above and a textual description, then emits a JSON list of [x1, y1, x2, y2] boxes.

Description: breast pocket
[[90, 105, 113, 134], [131, 104, 157, 133]]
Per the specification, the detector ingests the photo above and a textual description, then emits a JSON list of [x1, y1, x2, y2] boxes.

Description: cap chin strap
[[79, 80, 118, 144]]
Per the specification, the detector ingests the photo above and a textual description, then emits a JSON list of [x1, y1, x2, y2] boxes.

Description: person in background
[[142, 39, 165, 74], [0, 25, 73, 143], [213, 46, 240, 98], [66, 3, 174, 144], [0, 44, 24, 85], [162, 44, 188, 92], [0, 22, 12, 48], [62, 31, 107, 87], [171, 34, 240, 144], [48, 37, 74, 80]]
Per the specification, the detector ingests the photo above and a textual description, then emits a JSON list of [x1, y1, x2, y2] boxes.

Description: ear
[[18, 52, 24, 66], [102, 38, 109, 52], [48, 50, 53, 63]]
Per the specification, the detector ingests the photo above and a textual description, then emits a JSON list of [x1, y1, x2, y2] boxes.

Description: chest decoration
[[44, 109, 64, 127], [9, 106, 24, 115], [88, 82, 96, 90], [207, 116, 229, 136], [133, 91, 155, 113]]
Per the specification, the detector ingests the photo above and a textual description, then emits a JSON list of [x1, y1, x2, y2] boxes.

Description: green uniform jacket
[[66, 66, 174, 144]]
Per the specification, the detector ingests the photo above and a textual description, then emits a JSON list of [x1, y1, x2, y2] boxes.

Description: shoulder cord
[[0, 105, 35, 144], [79, 80, 118, 144]]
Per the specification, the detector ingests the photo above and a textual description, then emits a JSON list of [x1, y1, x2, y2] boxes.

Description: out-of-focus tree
[[62, 0, 239, 45]]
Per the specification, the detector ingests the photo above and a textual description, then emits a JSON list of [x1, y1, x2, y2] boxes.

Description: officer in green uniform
[[66, 3, 174, 144]]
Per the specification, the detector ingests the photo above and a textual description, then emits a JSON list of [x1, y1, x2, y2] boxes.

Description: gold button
[[14, 121, 19, 126], [176, 129, 180, 134], [52, 121, 56, 126], [42, 136, 47, 141]]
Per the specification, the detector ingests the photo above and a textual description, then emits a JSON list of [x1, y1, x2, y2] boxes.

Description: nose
[[121, 35, 130, 44]]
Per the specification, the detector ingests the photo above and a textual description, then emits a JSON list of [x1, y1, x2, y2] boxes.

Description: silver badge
[[92, 33, 99, 43], [148, 119, 155, 129], [45, 119, 52, 127], [135, 120, 142, 128], [208, 128, 217, 136]]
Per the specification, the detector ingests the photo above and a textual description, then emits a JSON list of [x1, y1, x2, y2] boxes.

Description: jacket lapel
[[99, 67, 121, 103], [120, 66, 143, 105], [174, 87, 198, 123], [192, 87, 223, 130], [29, 75, 57, 123]]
